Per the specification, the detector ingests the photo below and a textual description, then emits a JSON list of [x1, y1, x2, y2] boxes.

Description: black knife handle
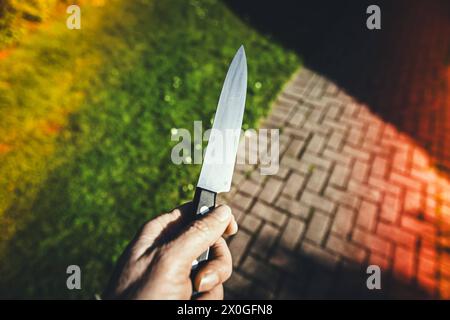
[[192, 187, 216, 266]]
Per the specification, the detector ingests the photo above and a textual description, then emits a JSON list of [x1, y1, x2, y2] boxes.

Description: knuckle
[[220, 204, 232, 214], [140, 219, 156, 234], [213, 205, 232, 220], [189, 219, 211, 239]]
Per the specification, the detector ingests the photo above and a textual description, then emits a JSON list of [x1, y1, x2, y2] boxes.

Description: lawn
[[0, 0, 300, 298]]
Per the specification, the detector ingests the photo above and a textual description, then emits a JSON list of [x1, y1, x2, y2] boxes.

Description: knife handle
[[191, 187, 216, 267]]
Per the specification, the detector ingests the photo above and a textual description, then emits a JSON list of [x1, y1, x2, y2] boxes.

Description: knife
[[191, 45, 247, 267]]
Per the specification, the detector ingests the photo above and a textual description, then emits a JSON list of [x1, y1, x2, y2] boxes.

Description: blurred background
[[0, 0, 449, 299]]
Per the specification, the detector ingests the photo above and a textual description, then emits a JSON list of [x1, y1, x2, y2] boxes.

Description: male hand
[[103, 203, 238, 300]]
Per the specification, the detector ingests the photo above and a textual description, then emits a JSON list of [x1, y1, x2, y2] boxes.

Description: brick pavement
[[221, 68, 450, 299]]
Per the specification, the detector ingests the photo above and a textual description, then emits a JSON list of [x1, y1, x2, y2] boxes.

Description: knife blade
[[192, 45, 247, 266]]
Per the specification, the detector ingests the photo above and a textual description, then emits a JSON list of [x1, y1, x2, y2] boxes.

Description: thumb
[[166, 205, 233, 267]]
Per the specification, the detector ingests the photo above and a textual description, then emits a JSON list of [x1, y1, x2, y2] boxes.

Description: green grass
[[0, 0, 300, 298]]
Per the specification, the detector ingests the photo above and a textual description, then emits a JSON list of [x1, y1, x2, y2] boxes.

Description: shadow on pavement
[[226, 234, 435, 300]]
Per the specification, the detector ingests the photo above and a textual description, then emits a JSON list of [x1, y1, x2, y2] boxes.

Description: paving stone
[[288, 110, 306, 127], [342, 145, 370, 161], [241, 255, 280, 287], [352, 228, 393, 256], [282, 171, 308, 199], [280, 156, 310, 175], [300, 189, 336, 214], [283, 127, 310, 140], [305, 211, 331, 244], [329, 163, 351, 188], [323, 148, 353, 166], [233, 192, 254, 211], [347, 126, 364, 147], [224, 271, 252, 297], [275, 196, 311, 219], [356, 200, 378, 231], [240, 179, 262, 198], [327, 130, 345, 150], [306, 168, 329, 193], [301, 152, 332, 170], [306, 134, 327, 154], [285, 138, 307, 158], [376, 222, 417, 248], [251, 223, 280, 257], [240, 214, 262, 233], [368, 175, 402, 196], [352, 159, 370, 183], [380, 194, 402, 223], [347, 180, 382, 203], [393, 246, 416, 282], [279, 217, 306, 250], [324, 186, 359, 209], [252, 202, 287, 227], [259, 177, 284, 204], [229, 231, 252, 267], [401, 215, 436, 241], [270, 248, 297, 274], [299, 241, 339, 269], [390, 171, 423, 191], [326, 235, 367, 264], [322, 118, 349, 133], [403, 190, 423, 212], [331, 206, 355, 237], [371, 156, 389, 177], [275, 166, 290, 179], [368, 252, 391, 271]]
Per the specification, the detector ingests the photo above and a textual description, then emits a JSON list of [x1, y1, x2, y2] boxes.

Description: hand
[[103, 203, 238, 300]]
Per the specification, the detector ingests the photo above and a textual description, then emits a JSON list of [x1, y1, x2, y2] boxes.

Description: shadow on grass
[[223, 0, 450, 175], [0, 152, 144, 299]]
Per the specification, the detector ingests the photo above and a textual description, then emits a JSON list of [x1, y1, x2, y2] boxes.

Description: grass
[[0, 0, 64, 48], [0, 0, 300, 298]]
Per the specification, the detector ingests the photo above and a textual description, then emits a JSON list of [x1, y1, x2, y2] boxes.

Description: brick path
[[221, 68, 450, 299]]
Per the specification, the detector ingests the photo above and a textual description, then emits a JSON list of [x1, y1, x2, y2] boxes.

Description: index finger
[[132, 202, 193, 259]]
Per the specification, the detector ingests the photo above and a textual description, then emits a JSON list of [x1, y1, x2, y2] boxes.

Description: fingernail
[[215, 205, 231, 222], [231, 219, 239, 234], [198, 272, 219, 292]]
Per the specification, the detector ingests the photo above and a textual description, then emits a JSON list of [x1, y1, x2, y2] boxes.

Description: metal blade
[[197, 46, 247, 193]]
